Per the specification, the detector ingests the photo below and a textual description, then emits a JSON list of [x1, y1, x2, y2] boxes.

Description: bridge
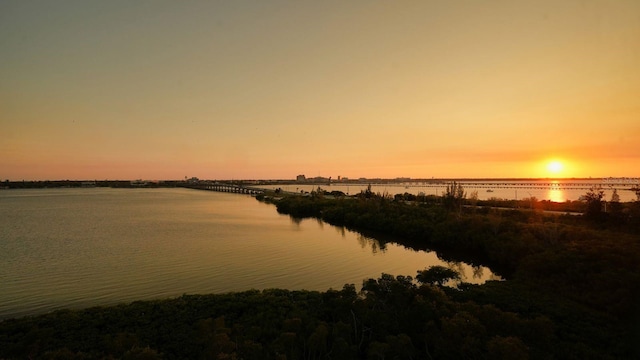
[[180, 179, 640, 196], [369, 179, 640, 192], [402, 182, 638, 191], [181, 181, 266, 195]]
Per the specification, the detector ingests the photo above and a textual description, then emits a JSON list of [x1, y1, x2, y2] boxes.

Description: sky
[[2, 0, 639, 180]]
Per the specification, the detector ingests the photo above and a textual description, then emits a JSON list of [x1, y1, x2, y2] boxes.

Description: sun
[[546, 160, 564, 175]]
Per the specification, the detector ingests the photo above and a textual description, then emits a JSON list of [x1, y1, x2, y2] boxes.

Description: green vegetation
[[2, 187, 639, 359], [1, 271, 629, 359]]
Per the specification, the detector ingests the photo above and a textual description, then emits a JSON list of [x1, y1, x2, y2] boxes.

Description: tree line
[[0, 268, 621, 359]]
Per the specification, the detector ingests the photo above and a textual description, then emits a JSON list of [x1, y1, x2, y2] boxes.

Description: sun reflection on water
[[548, 182, 566, 202]]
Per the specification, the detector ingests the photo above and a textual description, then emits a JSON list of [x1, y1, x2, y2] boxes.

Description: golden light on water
[[548, 181, 566, 202], [548, 189, 565, 203]]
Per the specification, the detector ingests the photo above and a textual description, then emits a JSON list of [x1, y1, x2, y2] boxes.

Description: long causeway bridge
[[399, 181, 639, 191], [180, 179, 639, 195], [181, 181, 266, 195]]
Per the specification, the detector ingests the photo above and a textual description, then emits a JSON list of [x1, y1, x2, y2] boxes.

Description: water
[[0, 188, 497, 320], [264, 179, 639, 202]]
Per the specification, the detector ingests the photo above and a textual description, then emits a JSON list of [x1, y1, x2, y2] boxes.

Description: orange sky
[[2, 1, 639, 180]]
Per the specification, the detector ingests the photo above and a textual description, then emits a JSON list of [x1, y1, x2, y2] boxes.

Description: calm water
[[266, 179, 638, 202], [0, 188, 497, 319]]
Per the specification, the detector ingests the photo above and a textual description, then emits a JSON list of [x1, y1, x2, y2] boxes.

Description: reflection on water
[[290, 216, 387, 254], [547, 181, 565, 202], [356, 233, 386, 254], [0, 188, 497, 319], [444, 261, 502, 283], [548, 189, 565, 203], [472, 265, 484, 280], [334, 225, 347, 238]]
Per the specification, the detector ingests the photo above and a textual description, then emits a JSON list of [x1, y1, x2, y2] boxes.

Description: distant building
[[296, 175, 306, 182]]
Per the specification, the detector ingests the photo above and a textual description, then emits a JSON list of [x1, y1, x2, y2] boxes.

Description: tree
[[312, 186, 325, 198], [609, 189, 623, 218], [583, 186, 605, 220], [469, 191, 479, 211], [443, 182, 466, 213], [487, 336, 530, 360], [416, 266, 461, 286], [360, 184, 375, 199]]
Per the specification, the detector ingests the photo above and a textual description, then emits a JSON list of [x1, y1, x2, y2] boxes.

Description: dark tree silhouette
[[583, 186, 605, 220], [444, 181, 466, 213], [609, 188, 623, 219], [416, 266, 461, 286]]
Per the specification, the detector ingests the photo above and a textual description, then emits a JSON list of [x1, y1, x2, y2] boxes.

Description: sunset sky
[[2, 1, 639, 180]]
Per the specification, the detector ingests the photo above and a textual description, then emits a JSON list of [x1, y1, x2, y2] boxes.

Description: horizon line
[[4, 176, 639, 182]]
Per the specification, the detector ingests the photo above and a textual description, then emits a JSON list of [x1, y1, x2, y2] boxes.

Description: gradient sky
[[2, 0, 639, 180]]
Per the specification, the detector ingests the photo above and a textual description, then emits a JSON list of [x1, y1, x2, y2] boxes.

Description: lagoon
[[0, 188, 496, 319]]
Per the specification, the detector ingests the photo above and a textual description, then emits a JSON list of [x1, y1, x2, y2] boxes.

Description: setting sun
[[547, 160, 564, 175]]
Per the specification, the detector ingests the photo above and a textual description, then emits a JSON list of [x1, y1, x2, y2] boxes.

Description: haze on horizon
[[2, 1, 639, 181]]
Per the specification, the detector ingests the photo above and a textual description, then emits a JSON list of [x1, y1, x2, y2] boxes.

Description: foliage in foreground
[[0, 269, 629, 359]]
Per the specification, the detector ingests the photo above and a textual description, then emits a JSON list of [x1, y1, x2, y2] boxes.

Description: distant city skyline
[[2, 1, 639, 181]]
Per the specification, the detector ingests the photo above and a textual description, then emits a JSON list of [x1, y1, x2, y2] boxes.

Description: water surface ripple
[[0, 188, 496, 319]]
